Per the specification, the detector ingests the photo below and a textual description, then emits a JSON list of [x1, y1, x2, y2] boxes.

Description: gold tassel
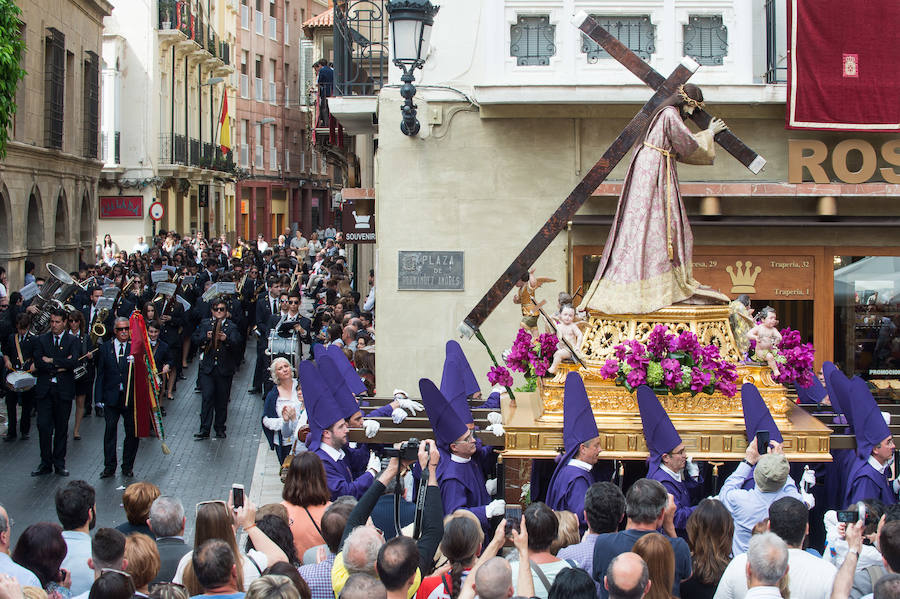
[[161, 442, 171, 455]]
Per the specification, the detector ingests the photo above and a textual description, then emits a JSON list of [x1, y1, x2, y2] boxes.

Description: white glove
[[391, 407, 408, 424], [485, 478, 498, 495], [893, 478, 900, 495], [491, 384, 506, 395], [486, 499, 506, 518], [487, 412, 503, 425], [685, 457, 700, 478], [296, 409, 308, 428], [485, 423, 505, 437], [393, 389, 409, 399], [801, 490, 816, 510], [363, 419, 380, 438], [397, 398, 424, 414], [367, 451, 382, 473], [801, 466, 817, 491]]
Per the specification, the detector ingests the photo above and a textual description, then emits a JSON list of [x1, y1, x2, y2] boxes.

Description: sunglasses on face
[[212, 307, 226, 312], [115, 327, 129, 332]]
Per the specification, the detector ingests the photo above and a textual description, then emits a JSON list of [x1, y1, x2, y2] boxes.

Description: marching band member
[[95, 317, 140, 478], [191, 298, 242, 439]]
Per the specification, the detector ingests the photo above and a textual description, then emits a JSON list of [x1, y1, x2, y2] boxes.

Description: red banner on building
[[787, 0, 900, 131], [100, 196, 143, 218]]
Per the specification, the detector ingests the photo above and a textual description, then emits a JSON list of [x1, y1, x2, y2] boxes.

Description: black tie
[[55, 335, 61, 349], [118, 343, 126, 379]]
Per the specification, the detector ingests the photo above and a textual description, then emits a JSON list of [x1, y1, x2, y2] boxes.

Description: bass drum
[[267, 331, 300, 370]]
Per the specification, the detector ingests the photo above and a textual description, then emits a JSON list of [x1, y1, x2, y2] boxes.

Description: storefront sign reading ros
[[692, 255, 815, 300]]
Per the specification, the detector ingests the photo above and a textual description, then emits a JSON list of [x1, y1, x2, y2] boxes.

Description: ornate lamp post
[[385, 0, 440, 136]]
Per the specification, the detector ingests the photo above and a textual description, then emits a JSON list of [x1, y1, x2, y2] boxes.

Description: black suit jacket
[[152, 537, 191, 585], [94, 340, 131, 408], [32, 332, 78, 399], [149, 339, 173, 370], [192, 318, 241, 376]]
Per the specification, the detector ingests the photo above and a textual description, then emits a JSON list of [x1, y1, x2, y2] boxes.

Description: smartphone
[[504, 505, 522, 537], [232, 484, 245, 509], [756, 430, 770, 455]]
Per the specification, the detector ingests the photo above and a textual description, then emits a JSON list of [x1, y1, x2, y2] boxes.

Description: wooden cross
[[460, 12, 766, 338]]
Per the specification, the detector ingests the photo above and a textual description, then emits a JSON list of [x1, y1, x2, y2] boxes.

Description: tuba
[[28, 264, 77, 335]]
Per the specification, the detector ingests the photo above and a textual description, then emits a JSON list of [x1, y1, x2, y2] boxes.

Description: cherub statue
[[547, 304, 584, 375], [728, 294, 755, 358], [512, 268, 555, 335], [747, 306, 784, 377]]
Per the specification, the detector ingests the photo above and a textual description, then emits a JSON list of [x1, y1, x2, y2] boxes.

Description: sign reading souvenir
[[149, 201, 165, 221], [341, 199, 375, 244], [398, 251, 464, 291], [692, 255, 815, 300], [100, 196, 143, 219]]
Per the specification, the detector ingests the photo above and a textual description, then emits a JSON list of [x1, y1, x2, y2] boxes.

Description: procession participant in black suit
[[146, 321, 172, 413], [3, 312, 36, 442], [67, 310, 95, 440], [191, 298, 241, 439], [152, 285, 185, 399], [31, 309, 79, 476], [196, 258, 219, 289], [96, 317, 141, 478], [250, 277, 281, 394]]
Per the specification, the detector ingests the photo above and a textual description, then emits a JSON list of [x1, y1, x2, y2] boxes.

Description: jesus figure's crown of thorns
[[677, 85, 704, 110]]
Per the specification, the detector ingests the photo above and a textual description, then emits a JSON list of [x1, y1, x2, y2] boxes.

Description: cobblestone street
[[0, 339, 271, 544]]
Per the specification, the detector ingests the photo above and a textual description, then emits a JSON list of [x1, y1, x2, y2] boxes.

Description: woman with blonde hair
[[124, 533, 161, 596], [550, 511, 580, 555], [173, 498, 287, 595], [246, 574, 300, 599], [632, 533, 675, 599], [262, 357, 306, 463]]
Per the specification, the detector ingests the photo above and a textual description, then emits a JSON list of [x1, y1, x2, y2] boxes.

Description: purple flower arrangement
[[488, 328, 561, 391], [771, 327, 816, 388], [599, 325, 739, 397]]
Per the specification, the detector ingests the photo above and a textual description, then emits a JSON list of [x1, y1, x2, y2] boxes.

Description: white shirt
[[714, 548, 837, 599], [661, 464, 683, 481], [569, 458, 592, 472], [744, 587, 784, 599], [868, 455, 888, 474], [450, 454, 471, 464], [173, 550, 265, 589], [320, 442, 345, 462]]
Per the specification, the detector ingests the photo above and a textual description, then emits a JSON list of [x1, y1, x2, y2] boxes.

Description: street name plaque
[[398, 251, 464, 291]]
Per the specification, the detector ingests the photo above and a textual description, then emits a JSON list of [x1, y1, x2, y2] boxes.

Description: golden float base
[[505, 303, 832, 461], [501, 392, 832, 462]]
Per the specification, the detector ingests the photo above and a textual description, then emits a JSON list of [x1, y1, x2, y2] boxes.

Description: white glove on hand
[[485, 478, 498, 495], [363, 419, 380, 438], [393, 388, 408, 399], [685, 457, 700, 478], [801, 466, 817, 490], [801, 489, 815, 510], [491, 384, 506, 395], [486, 423, 505, 437], [397, 398, 424, 414], [486, 499, 506, 518], [893, 478, 900, 495], [367, 451, 382, 474], [487, 412, 503, 425], [391, 408, 408, 424], [296, 409, 308, 428]]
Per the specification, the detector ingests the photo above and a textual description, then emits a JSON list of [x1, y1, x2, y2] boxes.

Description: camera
[[378, 438, 420, 461]]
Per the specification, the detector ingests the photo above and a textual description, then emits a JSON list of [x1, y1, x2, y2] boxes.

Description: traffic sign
[[149, 201, 164, 221]]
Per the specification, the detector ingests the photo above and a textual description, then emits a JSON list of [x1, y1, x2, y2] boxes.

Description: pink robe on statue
[[583, 106, 715, 314]]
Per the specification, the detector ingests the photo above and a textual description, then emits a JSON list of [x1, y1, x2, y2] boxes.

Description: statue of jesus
[[580, 84, 729, 315]]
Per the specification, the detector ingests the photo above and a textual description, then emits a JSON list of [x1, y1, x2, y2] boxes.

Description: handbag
[[280, 438, 298, 483]]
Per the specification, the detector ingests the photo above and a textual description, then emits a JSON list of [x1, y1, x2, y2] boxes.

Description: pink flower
[[646, 325, 673, 360], [661, 358, 682, 388], [690, 367, 712, 393], [626, 367, 647, 388], [487, 366, 513, 387], [600, 359, 620, 379], [673, 331, 701, 358], [614, 344, 629, 361]]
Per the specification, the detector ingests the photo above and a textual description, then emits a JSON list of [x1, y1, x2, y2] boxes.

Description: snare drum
[[6, 371, 37, 391], [267, 331, 300, 369]]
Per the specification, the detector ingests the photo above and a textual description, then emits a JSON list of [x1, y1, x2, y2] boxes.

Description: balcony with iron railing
[[332, 0, 389, 97], [101, 131, 121, 165], [158, 1, 230, 69], [158, 134, 233, 173]]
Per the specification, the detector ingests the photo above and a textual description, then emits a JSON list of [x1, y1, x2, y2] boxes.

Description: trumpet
[[211, 317, 224, 353]]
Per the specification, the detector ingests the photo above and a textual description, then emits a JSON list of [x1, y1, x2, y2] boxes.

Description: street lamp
[[386, 0, 440, 136]]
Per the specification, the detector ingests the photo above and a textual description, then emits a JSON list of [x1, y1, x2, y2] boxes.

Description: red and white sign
[[149, 201, 165, 221], [100, 196, 143, 219]]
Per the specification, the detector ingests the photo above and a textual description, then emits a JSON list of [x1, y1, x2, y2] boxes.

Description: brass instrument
[[237, 272, 249, 301], [211, 317, 224, 353], [28, 263, 78, 335], [161, 274, 183, 316], [111, 276, 137, 317], [90, 308, 109, 345]]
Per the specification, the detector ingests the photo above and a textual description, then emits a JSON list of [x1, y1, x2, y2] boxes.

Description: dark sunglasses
[[212, 307, 226, 312], [115, 327, 129, 332]]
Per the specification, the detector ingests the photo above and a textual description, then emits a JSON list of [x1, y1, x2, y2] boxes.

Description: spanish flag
[[219, 92, 231, 153]]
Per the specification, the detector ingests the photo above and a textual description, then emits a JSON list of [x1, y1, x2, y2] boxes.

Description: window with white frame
[[581, 15, 655, 63], [269, 0, 277, 40], [683, 14, 728, 66], [240, 119, 249, 166], [510, 15, 555, 66], [269, 124, 277, 169], [255, 123, 263, 167]]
